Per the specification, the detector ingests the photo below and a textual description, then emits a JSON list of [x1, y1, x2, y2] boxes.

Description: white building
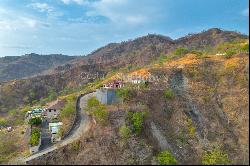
[[49, 122, 63, 143]]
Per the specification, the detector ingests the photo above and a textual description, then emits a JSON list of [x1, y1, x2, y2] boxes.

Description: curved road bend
[[24, 92, 96, 164]]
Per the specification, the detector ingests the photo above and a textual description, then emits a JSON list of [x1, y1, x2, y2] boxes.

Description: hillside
[[0, 53, 78, 82], [28, 53, 249, 165], [0, 28, 249, 165], [0, 29, 248, 114]]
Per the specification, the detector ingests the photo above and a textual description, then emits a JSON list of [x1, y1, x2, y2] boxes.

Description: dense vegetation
[[28, 117, 42, 126], [29, 128, 40, 147]]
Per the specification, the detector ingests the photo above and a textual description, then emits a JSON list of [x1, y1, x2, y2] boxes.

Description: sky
[[0, 0, 249, 57]]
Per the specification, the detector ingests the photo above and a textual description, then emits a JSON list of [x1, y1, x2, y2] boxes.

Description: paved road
[[39, 120, 52, 151], [24, 92, 96, 164]]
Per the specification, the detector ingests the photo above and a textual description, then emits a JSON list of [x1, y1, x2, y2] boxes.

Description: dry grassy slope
[[134, 53, 249, 164], [28, 53, 249, 165], [27, 106, 153, 165]]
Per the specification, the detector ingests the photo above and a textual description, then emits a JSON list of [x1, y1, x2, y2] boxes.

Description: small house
[[49, 122, 63, 143], [7, 126, 12, 132], [25, 109, 44, 120], [127, 69, 151, 84], [44, 109, 60, 120], [44, 99, 64, 120], [103, 80, 124, 89], [216, 53, 226, 56]]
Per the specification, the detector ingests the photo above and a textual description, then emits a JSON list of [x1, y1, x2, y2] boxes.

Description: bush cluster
[[29, 128, 40, 146], [156, 150, 177, 165]]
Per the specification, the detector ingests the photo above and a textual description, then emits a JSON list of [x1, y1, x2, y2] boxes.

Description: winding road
[[24, 92, 96, 164]]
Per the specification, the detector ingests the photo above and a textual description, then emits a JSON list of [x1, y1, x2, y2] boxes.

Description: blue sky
[[0, 0, 249, 57]]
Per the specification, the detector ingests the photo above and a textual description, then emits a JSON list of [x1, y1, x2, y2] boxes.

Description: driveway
[[39, 120, 52, 151], [24, 92, 96, 164]]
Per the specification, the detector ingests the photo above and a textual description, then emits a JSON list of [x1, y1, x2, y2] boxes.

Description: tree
[[156, 150, 177, 165], [119, 125, 131, 139], [28, 117, 42, 126], [164, 88, 175, 99], [48, 88, 57, 101], [174, 47, 189, 56], [128, 111, 146, 134], [87, 97, 100, 108], [29, 128, 40, 146], [202, 149, 231, 165]]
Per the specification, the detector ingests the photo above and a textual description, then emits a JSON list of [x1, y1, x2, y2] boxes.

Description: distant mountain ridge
[[0, 53, 78, 82], [0, 28, 248, 113]]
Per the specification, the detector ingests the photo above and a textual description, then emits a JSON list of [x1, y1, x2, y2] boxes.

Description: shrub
[[92, 104, 108, 124], [48, 88, 57, 101], [87, 97, 100, 108], [241, 43, 249, 52], [71, 141, 81, 152], [156, 150, 177, 165], [174, 47, 189, 56], [164, 88, 175, 99], [187, 118, 196, 138], [0, 118, 8, 127], [190, 50, 203, 58], [128, 111, 146, 134], [29, 128, 40, 146], [225, 50, 237, 58], [202, 149, 231, 165], [28, 117, 42, 126], [116, 87, 133, 102], [60, 101, 75, 119], [86, 97, 108, 124], [119, 125, 131, 139]]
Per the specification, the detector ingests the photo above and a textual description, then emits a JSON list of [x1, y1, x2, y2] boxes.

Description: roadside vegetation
[[86, 97, 108, 124], [58, 94, 77, 136]]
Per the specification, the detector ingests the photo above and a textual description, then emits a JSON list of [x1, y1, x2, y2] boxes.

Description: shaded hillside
[[0, 53, 78, 82], [0, 28, 248, 114]]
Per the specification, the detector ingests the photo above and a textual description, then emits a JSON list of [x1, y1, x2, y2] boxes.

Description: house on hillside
[[49, 122, 63, 143], [25, 109, 44, 121], [103, 80, 124, 89], [43, 109, 60, 120], [44, 99, 64, 121], [127, 69, 151, 84], [216, 53, 226, 56]]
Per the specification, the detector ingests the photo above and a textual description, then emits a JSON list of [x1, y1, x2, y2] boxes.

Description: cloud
[[86, 0, 150, 26], [30, 3, 53, 13], [0, 7, 48, 31], [29, 2, 63, 18], [241, 8, 249, 17], [22, 17, 38, 28], [125, 15, 147, 24], [60, 0, 84, 5], [0, 44, 32, 50]]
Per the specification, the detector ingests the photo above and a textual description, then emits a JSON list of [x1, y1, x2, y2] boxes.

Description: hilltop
[[0, 53, 79, 82]]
